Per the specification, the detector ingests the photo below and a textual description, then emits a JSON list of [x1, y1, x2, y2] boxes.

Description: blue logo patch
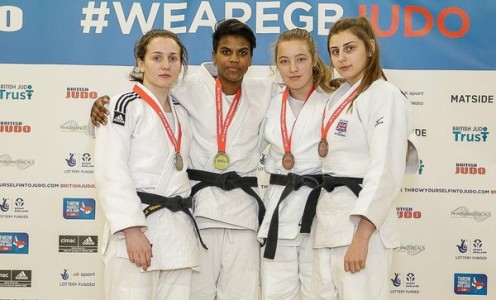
[[63, 198, 96, 220], [454, 273, 487, 295], [0, 232, 29, 254]]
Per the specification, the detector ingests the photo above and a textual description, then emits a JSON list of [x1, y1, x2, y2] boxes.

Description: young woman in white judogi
[[173, 61, 275, 299], [257, 29, 335, 300], [170, 20, 281, 300], [311, 17, 419, 300], [94, 30, 200, 300]]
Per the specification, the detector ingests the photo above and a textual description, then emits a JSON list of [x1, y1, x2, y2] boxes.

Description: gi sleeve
[[350, 84, 414, 229], [94, 95, 147, 235]]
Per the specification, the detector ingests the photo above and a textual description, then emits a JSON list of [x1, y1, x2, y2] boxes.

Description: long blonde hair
[[274, 28, 334, 94]]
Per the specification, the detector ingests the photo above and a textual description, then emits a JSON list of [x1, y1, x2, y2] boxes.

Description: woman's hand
[[123, 227, 152, 271], [344, 217, 376, 273], [90, 96, 110, 126]]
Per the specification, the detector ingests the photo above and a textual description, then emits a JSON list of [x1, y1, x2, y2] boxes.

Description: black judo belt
[[321, 174, 363, 197], [263, 173, 323, 259], [187, 169, 265, 226], [137, 191, 207, 249]]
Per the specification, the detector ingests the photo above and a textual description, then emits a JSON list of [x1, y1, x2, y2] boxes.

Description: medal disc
[[175, 153, 184, 171], [318, 138, 329, 158], [214, 152, 230, 170], [282, 152, 295, 170]]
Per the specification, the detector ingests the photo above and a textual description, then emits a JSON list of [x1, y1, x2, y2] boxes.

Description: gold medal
[[318, 138, 329, 158], [214, 152, 230, 170], [175, 152, 183, 171], [282, 152, 295, 170]]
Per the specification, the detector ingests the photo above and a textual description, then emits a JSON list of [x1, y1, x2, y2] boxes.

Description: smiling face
[[328, 30, 375, 86], [138, 37, 182, 97], [212, 35, 252, 94], [276, 40, 316, 100]]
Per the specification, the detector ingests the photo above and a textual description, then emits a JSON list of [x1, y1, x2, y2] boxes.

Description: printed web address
[[0, 182, 96, 188], [401, 187, 494, 194]]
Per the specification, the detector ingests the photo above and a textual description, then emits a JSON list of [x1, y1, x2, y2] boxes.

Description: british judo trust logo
[[452, 126, 489, 142], [0, 84, 34, 100]]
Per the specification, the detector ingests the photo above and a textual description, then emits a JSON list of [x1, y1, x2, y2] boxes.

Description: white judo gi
[[94, 83, 200, 300], [257, 88, 330, 300], [171, 63, 278, 300], [311, 79, 419, 300]]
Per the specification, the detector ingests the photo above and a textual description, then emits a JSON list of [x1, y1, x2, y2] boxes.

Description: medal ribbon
[[133, 84, 182, 154], [280, 86, 315, 154], [320, 87, 358, 140], [215, 78, 242, 153]]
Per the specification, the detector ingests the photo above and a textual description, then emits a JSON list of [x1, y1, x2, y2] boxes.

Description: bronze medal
[[214, 152, 230, 170], [282, 152, 295, 170], [175, 152, 183, 171], [318, 138, 329, 158]]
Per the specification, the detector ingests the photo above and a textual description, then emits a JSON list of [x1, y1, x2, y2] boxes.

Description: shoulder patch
[[112, 92, 138, 126]]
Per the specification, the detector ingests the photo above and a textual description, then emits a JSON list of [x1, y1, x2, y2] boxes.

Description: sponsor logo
[[112, 112, 125, 126], [64, 153, 94, 174], [455, 163, 486, 175], [418, 159, 424, 175], [397, 207, 422, 219], [60, 120, 88, 134], [0, 198, 9, 212], [59, 235, 98, 253], [0, 84, 34, 101], [65, 87, 98, 99], [63, 198, 95, 220], [0, 197, 29, 219], [60, 269, 70, 280], [0, 270, 32, 287], [0, 154, 35, 170], [403, 90, 424, 106], [451, 206, 491, 222], [390, 272, 420, 294], [59, 268, 97, 287], [0, 232, 29, 254], [455, 238, 487, 261], [396, 244, 426, 256], [451, 94, 494, 104], [0, 121, 31, 133], [452, 126, 489, 142], [454, 273, 487, 295], [414, 128, 427, 137]]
